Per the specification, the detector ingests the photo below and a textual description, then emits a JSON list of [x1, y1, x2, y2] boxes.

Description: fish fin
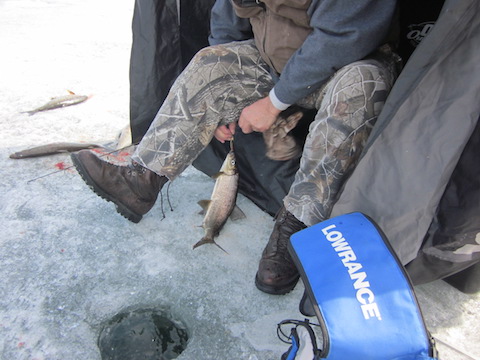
[[230, 205, 246, 221], [211, 171, 225, 180], [67, 90, 76, 95], [193, 237, 229, 254], [197, 200, 211, 214], [214, 242, 229, 254]]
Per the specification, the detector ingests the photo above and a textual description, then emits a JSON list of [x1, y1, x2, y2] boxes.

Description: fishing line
[[166, 182, 173, 211], [158, 182, 174, 220], [26, 145, 133, 184], [433, 335, 479, 360], [27, 164, 76, 184]]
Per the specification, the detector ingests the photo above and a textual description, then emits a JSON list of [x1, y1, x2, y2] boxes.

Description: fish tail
[[193, 237, 229, 254], [193, 237, 212, 249]]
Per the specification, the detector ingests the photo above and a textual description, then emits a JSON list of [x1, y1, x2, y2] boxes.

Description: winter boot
[[71, 150, 167, 223], [255, 206, 307, 295]]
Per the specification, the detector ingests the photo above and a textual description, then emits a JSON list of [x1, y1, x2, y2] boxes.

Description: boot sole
[[71, 153, 142, 223], [254, 274, 299, 295]]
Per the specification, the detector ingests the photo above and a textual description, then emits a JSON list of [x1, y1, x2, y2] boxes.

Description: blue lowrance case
[[288, 212, 438, 360]]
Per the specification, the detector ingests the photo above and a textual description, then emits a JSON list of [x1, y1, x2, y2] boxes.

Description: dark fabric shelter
[[129, 0, 480, 292], [129, 0, 216, 144]]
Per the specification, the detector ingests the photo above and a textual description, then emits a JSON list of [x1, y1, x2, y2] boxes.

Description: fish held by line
[[21, 90, 90, 115], [193, 148, 245, 253]]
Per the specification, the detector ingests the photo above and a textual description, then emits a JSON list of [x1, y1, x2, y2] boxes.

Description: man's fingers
[[239, 97, 281, 134], [239, 115, 253, 134], [214, 124, 235, 143], [228, 122, 236, 135], [240, 123, 253, 134]]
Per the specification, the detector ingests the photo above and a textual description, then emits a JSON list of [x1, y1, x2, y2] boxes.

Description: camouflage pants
[[133, 40, 397, 226]]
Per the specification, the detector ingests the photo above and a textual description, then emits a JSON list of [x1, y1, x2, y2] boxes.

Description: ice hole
[[98, 307, 189, 360]]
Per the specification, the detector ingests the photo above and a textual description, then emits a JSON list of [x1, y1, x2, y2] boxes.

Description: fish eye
[[231, 159, 235, 166]]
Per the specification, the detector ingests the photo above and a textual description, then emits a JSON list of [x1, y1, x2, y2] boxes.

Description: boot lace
[[127, 161, 147, 176]]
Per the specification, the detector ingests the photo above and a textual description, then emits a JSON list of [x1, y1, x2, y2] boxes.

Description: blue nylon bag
[[287, 212, 438, 360]]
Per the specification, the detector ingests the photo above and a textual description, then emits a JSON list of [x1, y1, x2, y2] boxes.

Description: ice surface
[[0, 1, 478, 359]]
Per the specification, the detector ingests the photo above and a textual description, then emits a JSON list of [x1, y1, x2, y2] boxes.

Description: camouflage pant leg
[[132, 40, 273, 180], [285, 55, 397, 226]]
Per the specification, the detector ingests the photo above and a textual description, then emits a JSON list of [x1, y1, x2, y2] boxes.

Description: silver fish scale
[[202, 172, 239, 241]]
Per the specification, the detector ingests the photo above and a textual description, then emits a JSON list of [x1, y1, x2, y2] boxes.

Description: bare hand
[[214, 122, 236, 143], [238, 97, 281, 134]]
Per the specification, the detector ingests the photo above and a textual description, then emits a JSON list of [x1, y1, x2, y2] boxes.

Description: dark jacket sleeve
[[274, 0, 397, 105], [209, 0, 253, 45]]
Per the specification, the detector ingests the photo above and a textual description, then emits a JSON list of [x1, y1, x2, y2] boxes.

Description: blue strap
[[284, 331, 299, 360]]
